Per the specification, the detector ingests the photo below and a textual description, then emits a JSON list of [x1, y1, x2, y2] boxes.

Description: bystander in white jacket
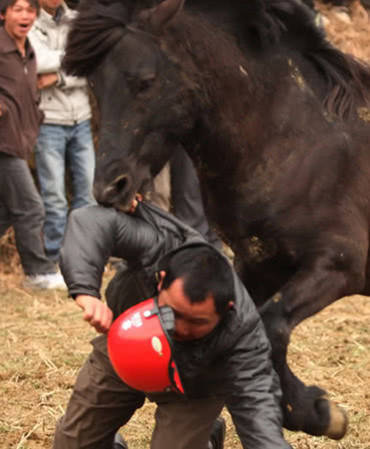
[[29, 1, 91, 125]]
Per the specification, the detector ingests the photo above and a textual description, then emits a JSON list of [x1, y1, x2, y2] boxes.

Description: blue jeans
[[35, 120, 96, 261]]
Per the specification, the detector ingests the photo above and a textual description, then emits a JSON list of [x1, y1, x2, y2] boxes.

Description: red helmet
[[107, 298, 184, 394]]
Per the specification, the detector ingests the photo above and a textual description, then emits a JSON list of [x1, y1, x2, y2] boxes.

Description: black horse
[[63, 0, 370, 440]]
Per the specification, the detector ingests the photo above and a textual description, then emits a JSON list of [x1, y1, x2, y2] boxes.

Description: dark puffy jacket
[[60, 202, 291, 449]]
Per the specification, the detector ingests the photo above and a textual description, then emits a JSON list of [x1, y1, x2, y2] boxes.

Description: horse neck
[[182, 1, 370, 119], [170, 16, 255, 143]]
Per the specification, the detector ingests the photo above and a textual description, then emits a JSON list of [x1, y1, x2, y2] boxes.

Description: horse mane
[[63, 0, 370, 117], [63, 0, 130, 76], [236, 0, 370, 117]]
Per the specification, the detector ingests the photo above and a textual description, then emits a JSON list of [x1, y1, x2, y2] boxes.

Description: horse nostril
[[94, 174, 131, 206], [114, 174, 129, 194]]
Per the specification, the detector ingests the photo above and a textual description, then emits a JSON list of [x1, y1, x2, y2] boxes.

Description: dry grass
[[0, 229, 21, 276], [316, 0, 370, 63]]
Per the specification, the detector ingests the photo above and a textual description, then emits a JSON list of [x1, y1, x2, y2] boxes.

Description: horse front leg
[[258, 239, 367, 439]]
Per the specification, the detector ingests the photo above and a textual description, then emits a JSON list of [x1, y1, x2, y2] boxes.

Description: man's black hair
[[0, 0, 40, 18], [160, 246, 235, 316]]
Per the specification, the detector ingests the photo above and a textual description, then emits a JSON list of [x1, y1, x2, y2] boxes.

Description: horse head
[[65, 0, 194, 211]]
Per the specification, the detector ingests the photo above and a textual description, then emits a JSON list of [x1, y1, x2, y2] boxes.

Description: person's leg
[[152, 163, 171, 211], [34, 125, 68, 262], [0, 203, 11, 237], [151, 396, 224, 449], [170, 147, 222, 249], [67, 120, 96, 210], [208, 417, 226, 449], [0, 153, 56, 275], [53, 335, 145, 449]]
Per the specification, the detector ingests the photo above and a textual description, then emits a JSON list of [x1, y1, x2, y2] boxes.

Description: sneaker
[[208, 417, 226, 449], [24, 272, 67, 290], [112, 432, 128, 449]]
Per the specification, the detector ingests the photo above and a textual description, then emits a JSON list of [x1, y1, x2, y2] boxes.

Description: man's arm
[[37, 73, 59, 89], [28, 25, 86, 89], [0, 100, 7, 118], [223, 278, 291, 449], [28, 25, 63, 74], [75, 294, 113, 334], [226, 318, 291, 449], [60, 205, 158, 331]]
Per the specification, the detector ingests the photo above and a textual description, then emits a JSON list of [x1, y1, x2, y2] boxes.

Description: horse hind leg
[[260, 296, 349, 439], [361, 246, 370, 296], [278, 355, 348, 439], [282, 372, 348, 439]]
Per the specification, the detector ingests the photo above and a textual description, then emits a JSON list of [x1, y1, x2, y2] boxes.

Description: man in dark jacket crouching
[[57, 198, 292, 449]]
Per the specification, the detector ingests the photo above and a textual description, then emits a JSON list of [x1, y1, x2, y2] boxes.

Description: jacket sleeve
[[0, 99, 7, 118], [28, 26, 63, 73], [225, 311, 292, 448], [28, 25, 87, 89], [59, 205, 158, 299]]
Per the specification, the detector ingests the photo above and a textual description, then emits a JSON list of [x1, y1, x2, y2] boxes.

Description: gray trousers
[[170, 147, 222, 250], [152, 147, 222, 249], [0, 153, 55, 275], [53, 335, 224, 449]]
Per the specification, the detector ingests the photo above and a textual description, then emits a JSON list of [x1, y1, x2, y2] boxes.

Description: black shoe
[[208, 417, 226, 449], [113, 432, 128, 449]]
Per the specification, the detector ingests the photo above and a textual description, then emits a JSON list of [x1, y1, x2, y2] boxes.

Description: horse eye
[[125, 74, 154, 95], [138, 77, 154, 92]]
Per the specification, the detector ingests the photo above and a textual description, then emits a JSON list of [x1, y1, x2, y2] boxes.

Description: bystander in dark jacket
[[0, 0, 66, 289], [0, 26, 42, 158]]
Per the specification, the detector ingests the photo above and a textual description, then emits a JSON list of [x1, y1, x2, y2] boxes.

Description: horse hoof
[[316, 397, 348, 440]]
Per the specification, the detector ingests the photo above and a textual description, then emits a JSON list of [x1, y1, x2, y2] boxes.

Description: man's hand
[[128, 193, 143, 213], [75, 295, 113, 333], [37, 73, 59, 89]]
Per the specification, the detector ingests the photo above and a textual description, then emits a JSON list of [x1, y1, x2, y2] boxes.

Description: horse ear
[[138, 0, 185, 34]]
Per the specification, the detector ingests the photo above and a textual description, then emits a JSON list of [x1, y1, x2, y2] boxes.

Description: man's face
[[158, 278, 221, 342], [1, 0, 37, 42]]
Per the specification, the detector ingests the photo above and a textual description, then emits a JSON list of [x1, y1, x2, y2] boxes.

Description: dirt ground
[[315, 0, 370, 62], [1, 2, 370, 448], [0, 268, 369, 449]]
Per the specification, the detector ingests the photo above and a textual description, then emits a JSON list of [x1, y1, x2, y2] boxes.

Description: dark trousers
[[53, 335, 224, 449], [170, 147, 222, 249], [0, 153, 55, 275]]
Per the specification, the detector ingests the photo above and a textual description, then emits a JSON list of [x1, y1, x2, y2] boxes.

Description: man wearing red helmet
[[57, 198, 292, 449]]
